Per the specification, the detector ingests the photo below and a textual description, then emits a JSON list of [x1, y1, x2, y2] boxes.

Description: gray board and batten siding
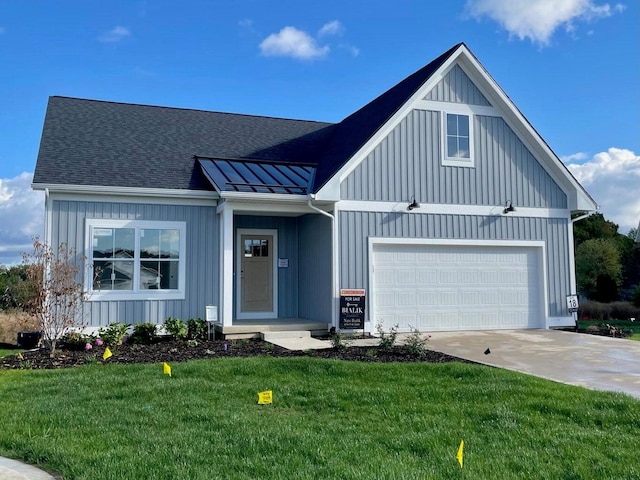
[[339, 67, 572, 321], [338, 212, 571, 319], [341, 109, 567, 208], [234, 214, 332, 321], [424, 64, 492, 106], [50, 199, 218, 327], [298, 214, 332, 323]]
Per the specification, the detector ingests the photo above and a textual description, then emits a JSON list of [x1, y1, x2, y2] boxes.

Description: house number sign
[[339, 289, 365, 330], [566, 294, 579, 313]]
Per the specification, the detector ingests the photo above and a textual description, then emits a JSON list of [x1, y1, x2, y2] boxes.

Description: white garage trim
[[367, 238, 549, 334]]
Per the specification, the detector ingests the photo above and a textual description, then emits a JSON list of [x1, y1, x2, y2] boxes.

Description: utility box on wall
[[206, 306, 218, 323]]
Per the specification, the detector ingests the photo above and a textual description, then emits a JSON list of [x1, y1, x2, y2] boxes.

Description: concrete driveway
[[426, 329, 640, 399]]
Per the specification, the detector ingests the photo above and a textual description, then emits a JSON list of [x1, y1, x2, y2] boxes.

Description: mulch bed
[[0, 339, 464, 370]]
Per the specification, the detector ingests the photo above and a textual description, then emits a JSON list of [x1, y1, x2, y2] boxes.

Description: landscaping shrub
[[377, 322, 398, 350], [98, 322, 130, 346], [59, 332, 95, 351], [130, 322, 159, 344], [330, 329, 352, 350], [186, 318, 207, 341], [164, 317, 187, 339], [579, 301, 640, 321], [404, 327, 429, 355]]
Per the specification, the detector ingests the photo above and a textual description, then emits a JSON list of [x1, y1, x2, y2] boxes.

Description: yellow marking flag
[[456, 440, 464, 468], [163, 362, 172, 377], [257, 390, 273, 405], [103, 347, 112, 360], [17, 352, 23, 360]]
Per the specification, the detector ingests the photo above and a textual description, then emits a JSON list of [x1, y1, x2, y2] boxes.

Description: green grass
[[578, 318, 640, 336], [0, 348, 21, 358], [1, 357, 639, 479]]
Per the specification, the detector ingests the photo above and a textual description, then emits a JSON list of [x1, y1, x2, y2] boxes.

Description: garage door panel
[[373, 244, 542, 332]]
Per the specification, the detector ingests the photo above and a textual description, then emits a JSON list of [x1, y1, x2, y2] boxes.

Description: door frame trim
[[236, 228, 278, 320]]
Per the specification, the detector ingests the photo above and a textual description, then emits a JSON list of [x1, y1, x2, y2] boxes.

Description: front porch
[[212, 318, 330, 339]]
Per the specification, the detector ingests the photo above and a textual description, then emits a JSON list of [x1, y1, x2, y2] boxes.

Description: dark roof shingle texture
[[33, 44, 462, 193], [34, 98, 333, 190]]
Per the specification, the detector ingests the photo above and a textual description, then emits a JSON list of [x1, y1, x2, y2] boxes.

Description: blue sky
[[0, 0, 638, 264]]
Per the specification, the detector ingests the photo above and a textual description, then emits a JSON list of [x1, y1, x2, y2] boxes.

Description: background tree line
[[574, 213, 640, 305]]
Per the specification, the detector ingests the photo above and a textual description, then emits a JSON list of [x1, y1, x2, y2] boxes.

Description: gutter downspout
[[307, 195, 337, 331]]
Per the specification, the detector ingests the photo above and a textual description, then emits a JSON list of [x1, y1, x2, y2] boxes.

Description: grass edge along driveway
[[0, 357, 639, 479]]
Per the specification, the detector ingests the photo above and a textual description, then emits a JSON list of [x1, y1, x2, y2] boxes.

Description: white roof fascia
[[32, 182, 219, 200]]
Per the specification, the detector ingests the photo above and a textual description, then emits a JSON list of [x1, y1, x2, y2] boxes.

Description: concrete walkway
[[0, 457, 56, 480], [426, 329, 640, 399]]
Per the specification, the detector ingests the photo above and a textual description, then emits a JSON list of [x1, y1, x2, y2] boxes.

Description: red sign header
[[340, 289, 365, 296]]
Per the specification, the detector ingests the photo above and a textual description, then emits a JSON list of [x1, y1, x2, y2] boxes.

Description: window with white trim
[[86, 219, 186, 300], [443, 112, 474, 167]]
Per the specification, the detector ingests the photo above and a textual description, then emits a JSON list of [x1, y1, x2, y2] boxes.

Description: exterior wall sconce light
[[503, 200, 515, 214], [407, 196, 419, 211]]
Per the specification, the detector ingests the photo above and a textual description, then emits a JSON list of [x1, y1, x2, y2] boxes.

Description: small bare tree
[[22, 236, 86, 357]]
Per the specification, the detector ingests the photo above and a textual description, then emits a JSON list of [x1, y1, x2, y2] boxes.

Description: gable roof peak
[[312, 42, 468, 192]]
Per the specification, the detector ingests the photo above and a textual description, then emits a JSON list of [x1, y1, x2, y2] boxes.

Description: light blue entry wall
[[298, 214, 332, 323], [341, 109, 567, 208], [338, 212, 571, 319], [50, 199, 218, 327], [235, 215, 299, 318], [234, 214, 332, 321]]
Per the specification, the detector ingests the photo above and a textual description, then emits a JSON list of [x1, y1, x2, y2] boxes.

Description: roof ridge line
[[50, 96, 335, 125]]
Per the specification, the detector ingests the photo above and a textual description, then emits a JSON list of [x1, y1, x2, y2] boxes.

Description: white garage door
[[372, 243, 542, 332]]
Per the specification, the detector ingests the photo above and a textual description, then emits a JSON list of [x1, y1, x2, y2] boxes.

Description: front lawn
[[0, 348, 21, 359], [0, 357, 638, 479]]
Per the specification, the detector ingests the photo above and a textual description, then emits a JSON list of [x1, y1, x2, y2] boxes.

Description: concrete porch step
[[260, 330, 311, 341], [260, 330, 332, 351]]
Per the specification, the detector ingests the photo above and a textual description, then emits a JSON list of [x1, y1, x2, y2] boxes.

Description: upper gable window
[[443, 112, 474, 167]]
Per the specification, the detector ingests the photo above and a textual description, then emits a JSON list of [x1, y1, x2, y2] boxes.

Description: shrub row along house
[[32, 43, 597, 337]]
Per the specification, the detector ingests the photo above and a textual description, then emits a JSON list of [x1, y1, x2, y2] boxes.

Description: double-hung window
[[443, 112, 474, 167], [86, 219, 186, 300]]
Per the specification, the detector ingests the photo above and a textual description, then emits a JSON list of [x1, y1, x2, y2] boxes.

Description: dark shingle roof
[[33, 44, 462, 194], [312, 43, 461, 192], [33, 98, 333, 190]]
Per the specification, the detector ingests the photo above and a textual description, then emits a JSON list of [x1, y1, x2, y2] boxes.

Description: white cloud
[[260, 26, 329, 60], [465, 0, 624, 45], [0, 172, 44, 266], [341, 43, 360, 57], [565, 148, 640, 232], [318, 20, 343, 37], [560, 152, 588, 162], [238, 18, 253, 28], [99, 26, 131, 43]]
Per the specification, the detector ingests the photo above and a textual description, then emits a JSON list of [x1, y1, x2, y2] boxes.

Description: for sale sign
[[339, 289, 366, 330]]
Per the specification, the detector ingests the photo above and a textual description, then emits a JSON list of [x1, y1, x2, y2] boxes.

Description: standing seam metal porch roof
[[197, 156, 315, 195]]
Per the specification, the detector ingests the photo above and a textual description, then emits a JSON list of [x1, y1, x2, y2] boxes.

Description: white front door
[[236, 229, 278, 319]]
